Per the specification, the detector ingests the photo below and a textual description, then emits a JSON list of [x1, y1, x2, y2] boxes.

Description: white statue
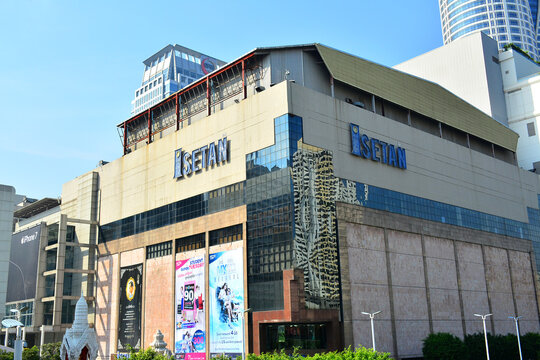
[[60, 294, 98, 360], [150, 329, 171, 357]]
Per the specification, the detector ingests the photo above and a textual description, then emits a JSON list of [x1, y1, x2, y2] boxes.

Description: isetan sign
[[350, 124, 407, 169], [174, 137, 229, 179]]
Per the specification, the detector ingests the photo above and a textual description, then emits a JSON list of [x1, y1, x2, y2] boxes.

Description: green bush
[[245, 346, 391, 360], [0, 350, 13, 360], [422, 333, 467, 360], [22, 346, 39, 360], [422, 332, 540, 360], [520, 333, 540, 360], [127, 347, 173, 360], [41, 341, 61, 360]]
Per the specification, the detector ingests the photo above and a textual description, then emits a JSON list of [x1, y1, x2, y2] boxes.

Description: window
[[264, 323, 328, 351], [61, 299, 76, 324], [44, 275, 55, 297], [527, 122, 536, 137], [47, 223, 58, 245], [136, 90, 139, 97], [43, 301, 53, 325], [189, 55, 195, 62], [147, 241, 172, 259], [210, 224, 243, 246], [176, 233, 205, 253], [46, 250, 57, 271]]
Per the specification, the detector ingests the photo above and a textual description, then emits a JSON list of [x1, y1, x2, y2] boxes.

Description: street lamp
[[241, 308, 252, 360], [508, 316, 523, 360], [361, 311, 381, 351], [5, 305, 28, 360], [474, 313, 492, 360]]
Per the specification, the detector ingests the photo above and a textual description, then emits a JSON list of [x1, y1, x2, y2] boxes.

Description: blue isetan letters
[[173, 137, 230, 179], [350, 123, 406, 170]]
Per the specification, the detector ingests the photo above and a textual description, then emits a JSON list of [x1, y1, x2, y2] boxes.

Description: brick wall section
[[252, 269, 340, 355]]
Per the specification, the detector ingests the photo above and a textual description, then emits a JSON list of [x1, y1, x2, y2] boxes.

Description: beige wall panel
[[456, 243, 487, 291], [392, 287, 429, 358], [352, 319, 394, 354], [346, 224, 385, 252], [515, 294, 540, 334], [424, 236, 455, 260], [461, 289, 490, 333], [288, 83, 540, 222], [508, 250, 535, 294], [489, 292, 516, 334], [350, 284, 392, 336], [98, 83, 289, 225], [144, 255, 174, 349], [96, 254, 118, 360], [348, 247, 387, 285], [120, 248, 144, 267], [483, 246, 515, 333], [429, 288, 462, 321], [387, 230, 422, 256], [426, 258, 458, 290]]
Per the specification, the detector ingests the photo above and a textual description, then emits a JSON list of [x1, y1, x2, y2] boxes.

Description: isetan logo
[[350, 124, 407, 169], [21, 231, 38, 245], [174, 137, 229, 179]]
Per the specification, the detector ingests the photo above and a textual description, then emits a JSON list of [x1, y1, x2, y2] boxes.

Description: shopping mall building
[[9, 44, 540, 359]]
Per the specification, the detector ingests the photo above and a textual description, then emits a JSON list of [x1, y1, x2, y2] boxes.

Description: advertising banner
[[175, 256, 206, 360], [118, 264, 143, 352], [209, 247, 244, 358], [6, 224, 42, 303]]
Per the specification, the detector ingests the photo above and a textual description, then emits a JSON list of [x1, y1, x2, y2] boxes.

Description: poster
[[209, 247, 244, 358], [118, 264, 143, 352], [175, 256, 206, 360], [7, 224, 42, 302]]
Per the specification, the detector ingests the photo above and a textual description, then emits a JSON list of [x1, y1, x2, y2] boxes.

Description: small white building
[[395, 32, 540, 171]]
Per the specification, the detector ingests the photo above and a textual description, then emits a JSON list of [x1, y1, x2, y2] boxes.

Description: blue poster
[[209, 247, 245, 358]]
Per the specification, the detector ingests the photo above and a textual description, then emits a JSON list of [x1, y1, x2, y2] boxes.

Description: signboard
[[350, 123, 407, 169], [174, 137, 229, 179], [6, 224, 42, 302], [175, 256, 206, 360], [209, 248, 244, 358], [118, 264, 143, 352]]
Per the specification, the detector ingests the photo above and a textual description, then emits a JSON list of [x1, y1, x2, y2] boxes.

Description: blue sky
[[0, 1, 442, 199]]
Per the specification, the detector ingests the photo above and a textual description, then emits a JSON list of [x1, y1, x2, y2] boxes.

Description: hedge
[[423, 332, 540, 360]]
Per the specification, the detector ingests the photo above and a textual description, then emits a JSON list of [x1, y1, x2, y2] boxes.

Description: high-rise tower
[[439, 0, 539, 60], [131, 45, 225, 116]]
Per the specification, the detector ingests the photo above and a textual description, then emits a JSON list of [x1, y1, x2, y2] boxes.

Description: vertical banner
[[175, 256, 206, 360], [118, 264, 143, 352], [209, 247, 244, 358]]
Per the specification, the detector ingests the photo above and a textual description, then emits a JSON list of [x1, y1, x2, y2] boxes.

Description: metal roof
[[13, 197, 60, 219], [314, 43, 518, 152]]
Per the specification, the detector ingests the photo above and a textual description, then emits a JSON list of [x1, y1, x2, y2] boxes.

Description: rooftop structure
[[395, 32, 540, 171]]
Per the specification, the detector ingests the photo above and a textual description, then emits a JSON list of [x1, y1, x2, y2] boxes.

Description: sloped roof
[[314, 44, 518, 151]]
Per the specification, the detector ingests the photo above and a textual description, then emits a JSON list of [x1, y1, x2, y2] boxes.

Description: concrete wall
[[338, 203, 540, 359], [394, 32, 508, 125], [98, 81, 289, 225], [288, 81, 540, 222]]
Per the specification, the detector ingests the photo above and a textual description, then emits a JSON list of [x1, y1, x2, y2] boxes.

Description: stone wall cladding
[[337, 202, 540, 359]]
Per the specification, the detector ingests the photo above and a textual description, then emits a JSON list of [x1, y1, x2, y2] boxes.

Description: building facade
[[3, 174, 98, 347], [0, 185, 27, 321], [130, 45, 225, 116], [439, 0, 540, 60], [8, 44, 540, 359], [88, 44, 540, 359], [395, 32, 540, 172]]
